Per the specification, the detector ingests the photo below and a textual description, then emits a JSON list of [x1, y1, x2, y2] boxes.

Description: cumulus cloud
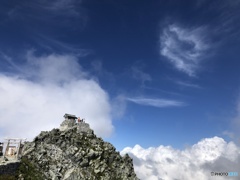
[[0, 52, 113, 141], [121, 137, 240, 180], [160, 24, 209, 76], [127, 97, 186, 108]]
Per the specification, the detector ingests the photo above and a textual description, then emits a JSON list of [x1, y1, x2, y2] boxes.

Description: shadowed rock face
[[19, 122, 138, 180]]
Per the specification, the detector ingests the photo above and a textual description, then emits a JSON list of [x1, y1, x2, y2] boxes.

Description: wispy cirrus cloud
[[131, 63, 152, 87], [33, 34, 91, 56], [5, 0, 87, 35], [196, 0, 240, 38], [2, 0, 87, 55], [8, 0, 83, 18], [41, 0, 81, 12], [160, 24, 210, 76], [127, 97, 186, 108], [176, 81, 201, 89]]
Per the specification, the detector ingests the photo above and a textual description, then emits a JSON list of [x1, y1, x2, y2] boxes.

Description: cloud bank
[[121, 136, 240, 180], [0, 52, 113, 140], [160, 24, 209, 76]]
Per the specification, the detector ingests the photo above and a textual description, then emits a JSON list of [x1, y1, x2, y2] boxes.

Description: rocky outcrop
[[19, 121, 138, 180]]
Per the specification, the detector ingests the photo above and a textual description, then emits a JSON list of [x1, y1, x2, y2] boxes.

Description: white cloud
[[7, 0, 85, 29], [34, 34, 90, 56], [121, 137, 240, 180], [111, 95, 127, 119], [28, 0, 82, 17], [160, 24, 209, 76], [176, 81, 201, 89], [131, 64, 152, 87], [127, 97, 186, 108], [0, 52, 113, 141]]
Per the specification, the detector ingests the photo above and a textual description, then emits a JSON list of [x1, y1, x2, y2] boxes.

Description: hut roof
[[63, 113, 77, 119]]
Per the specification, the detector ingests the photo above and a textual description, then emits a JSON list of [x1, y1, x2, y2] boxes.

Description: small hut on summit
[[60, 113, 77, 131], [63, 113, 77, 121], [60, 113, 93, 134]]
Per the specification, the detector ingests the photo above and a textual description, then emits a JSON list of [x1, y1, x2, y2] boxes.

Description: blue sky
[[0, 0, 240, 154], [1, 1, 240, 178]]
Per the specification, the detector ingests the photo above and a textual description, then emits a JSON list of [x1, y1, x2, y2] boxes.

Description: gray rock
[[80, 158, 89, 167], [19, 118, 139, 180]]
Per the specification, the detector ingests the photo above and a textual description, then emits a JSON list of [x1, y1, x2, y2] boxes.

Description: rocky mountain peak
[[18, 114, 138, 180]]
